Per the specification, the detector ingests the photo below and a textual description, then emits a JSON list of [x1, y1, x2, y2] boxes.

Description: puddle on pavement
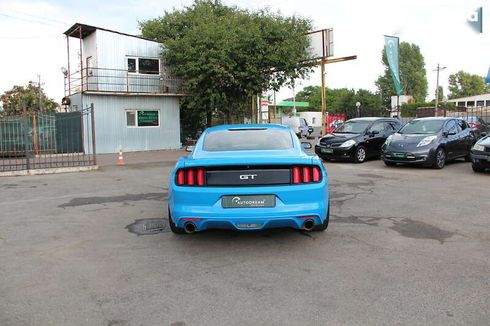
[[126, 218, 170, 235], [390, 218, 455, 244]]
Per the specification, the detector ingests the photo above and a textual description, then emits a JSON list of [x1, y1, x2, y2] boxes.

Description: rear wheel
[[433, 147, 446, 169], [314, 203, 329, 231], [168, 208, 185, 234], [353, 145, 367, 163]]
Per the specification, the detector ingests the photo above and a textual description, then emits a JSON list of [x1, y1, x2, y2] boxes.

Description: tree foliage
[[294, 85, 383, 117], [0, 82, 58, 116], [140, 0, 313, 127], [375, 42, 428, 108], [447, 71, 490, 99]]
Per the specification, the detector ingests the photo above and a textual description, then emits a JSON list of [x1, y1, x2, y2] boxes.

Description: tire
[[384, 161, 396, 166], [168, 208, 185, 234], [472, 164, 485, 172], [314, 203, 329, 231], [432, 147, 446, 169], [353, 145, 367, 163]]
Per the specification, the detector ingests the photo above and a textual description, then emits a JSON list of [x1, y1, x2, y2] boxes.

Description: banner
[[486, 67, 490, 83], [325, 113, 346, 134], [384, 35, 403, 96]]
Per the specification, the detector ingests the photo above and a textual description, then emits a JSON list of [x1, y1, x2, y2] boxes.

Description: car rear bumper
[[168, 182, 329, 231]]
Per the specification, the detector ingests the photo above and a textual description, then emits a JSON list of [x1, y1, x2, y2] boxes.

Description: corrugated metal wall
[[83, 94, 180, 153]]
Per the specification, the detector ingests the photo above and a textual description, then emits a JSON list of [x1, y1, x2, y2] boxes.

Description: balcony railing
[[65, 67, 183, 96]]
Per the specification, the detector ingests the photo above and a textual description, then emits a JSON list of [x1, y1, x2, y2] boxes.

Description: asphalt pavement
[[0, 153, 489, 326]]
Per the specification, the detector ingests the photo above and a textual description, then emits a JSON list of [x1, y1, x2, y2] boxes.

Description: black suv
[[315, 117, 402, 163]]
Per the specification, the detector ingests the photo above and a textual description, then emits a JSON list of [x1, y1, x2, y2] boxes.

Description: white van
[[281, 116, 310, 138]]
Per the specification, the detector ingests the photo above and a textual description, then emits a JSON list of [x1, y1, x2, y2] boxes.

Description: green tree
[[0, 82, 58, 116], [448, 71, 490, 99], [375, 42, 428, 108], [294, 86, 383, 117], [140, 0, 312, 127]]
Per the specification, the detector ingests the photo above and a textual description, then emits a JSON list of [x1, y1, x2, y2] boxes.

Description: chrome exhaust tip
[[184, 222, 197, 234], [303, 219, 315, 231]]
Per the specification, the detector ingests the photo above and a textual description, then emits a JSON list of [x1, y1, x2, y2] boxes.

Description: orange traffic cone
[[116, 149, 125, 166]]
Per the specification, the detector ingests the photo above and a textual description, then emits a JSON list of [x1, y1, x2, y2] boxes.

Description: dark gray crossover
[[315, 117, 401, 163], [470, 135, 490, 172], [381, 117, 476, 169]]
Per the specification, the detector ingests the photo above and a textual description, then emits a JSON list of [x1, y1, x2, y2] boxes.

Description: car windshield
[[399, 120, 444, 134], [203, 128, 293, 151], [334, 121, 371, 134]]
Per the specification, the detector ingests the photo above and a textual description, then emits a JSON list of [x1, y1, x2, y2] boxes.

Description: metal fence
[[0, 107, 96, 172]]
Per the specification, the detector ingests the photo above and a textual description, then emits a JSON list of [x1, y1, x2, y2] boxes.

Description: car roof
[[347, 117, 397, 122], [205, 124, 290, 133], [412, 117, 455, 121]]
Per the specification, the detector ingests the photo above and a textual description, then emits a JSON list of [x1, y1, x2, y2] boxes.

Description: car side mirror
[[368, 130, 379, 136], [482, 132, 487, 137], [185, 145, 195, 152], [301, 142, 312, 150]]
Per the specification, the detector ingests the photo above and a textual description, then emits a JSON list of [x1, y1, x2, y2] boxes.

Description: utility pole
[[434, 63, 446, 117], [37, 74, 43, 112]]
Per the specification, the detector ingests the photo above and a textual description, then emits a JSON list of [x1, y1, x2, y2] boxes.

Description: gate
[[0, 107, 96, 172]]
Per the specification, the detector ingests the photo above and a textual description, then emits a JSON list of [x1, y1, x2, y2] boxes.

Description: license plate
[[321, 148, 333, 154], [393, 152, 406, 158], [222, 195, 276, 208]]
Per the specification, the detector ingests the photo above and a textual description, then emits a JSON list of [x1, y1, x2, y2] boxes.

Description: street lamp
[[434, 63, 447, 117], [356, 101, 361, 118]]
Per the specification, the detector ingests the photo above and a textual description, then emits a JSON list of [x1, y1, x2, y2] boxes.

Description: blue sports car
[[168, 124, 329, 234]]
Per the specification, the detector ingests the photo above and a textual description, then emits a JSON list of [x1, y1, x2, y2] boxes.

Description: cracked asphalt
[[0, 157, 489, 325]]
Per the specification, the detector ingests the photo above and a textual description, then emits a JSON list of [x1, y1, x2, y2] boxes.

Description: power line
[[0, 12, 60, 27], [5, 9, 68, 25]]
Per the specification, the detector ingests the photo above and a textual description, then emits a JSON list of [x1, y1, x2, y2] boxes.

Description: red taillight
[[197, 168, 205, 186], [292, 166, 301, 184], [176, 168, 206, 186], [176, 169, 185, 185], [302, 166, 311, 183], [292, 165, 322, 184], [312, 166, 321, 182]]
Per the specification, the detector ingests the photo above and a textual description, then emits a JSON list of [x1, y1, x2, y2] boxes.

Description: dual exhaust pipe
[[302, 219, 315, 231], [184, 222, 197, 234]]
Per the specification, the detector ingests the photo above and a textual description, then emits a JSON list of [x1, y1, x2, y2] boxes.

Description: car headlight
[[473, 144, 485, 151], [384, 135, 393, 146], [416, 136, 437, 147], [339, 139, 356, 148]]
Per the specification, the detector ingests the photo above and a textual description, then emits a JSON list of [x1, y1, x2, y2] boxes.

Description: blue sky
[[0, 0, 488, 104]]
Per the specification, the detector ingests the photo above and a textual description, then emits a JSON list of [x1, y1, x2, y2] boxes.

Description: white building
[[447, 94, 490, 108], [64, 23, 183, 153]]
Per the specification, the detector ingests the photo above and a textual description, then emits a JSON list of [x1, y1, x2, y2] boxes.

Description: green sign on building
[[137, 110, 159, 127]]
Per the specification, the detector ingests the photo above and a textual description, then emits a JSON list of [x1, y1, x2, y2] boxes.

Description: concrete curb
[[0, 165, 99, 177]]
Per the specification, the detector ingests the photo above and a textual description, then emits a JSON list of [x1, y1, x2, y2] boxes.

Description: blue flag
[[486, 68, 490, 84], [384, 35, 403, 96]]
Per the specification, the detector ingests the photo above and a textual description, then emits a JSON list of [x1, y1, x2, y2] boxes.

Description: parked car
[[470, 135, 490, 172], [315, 117, 402, 163], [281, 116, 309, 138], [168, 124, 329, 234], [459, 116, 489, 139], [381, 117, 476, 169]]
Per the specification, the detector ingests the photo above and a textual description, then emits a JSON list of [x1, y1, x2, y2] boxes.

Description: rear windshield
[[203, 128, 293, 151], [399, 119, 444, 134]]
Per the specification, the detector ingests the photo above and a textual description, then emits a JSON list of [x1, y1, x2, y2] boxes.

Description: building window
[[457, 102, 465, 107], [476, 100, 484, 107], [467, 101, 475, 107], [486, 100, 490, 107], [126, 110, 160, 127], [127, 57, 159, 75], [127, 58, 136, 73], [312, 117, 316, 124]]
